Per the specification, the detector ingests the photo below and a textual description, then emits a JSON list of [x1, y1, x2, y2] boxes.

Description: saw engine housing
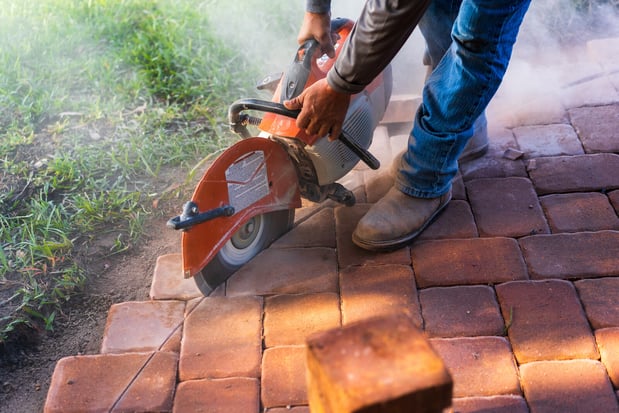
[[256, 17, 392, 195], [305, 81, 391, 185]]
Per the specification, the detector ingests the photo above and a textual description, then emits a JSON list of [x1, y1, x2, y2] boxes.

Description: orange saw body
[[168, 18, 392, 294]]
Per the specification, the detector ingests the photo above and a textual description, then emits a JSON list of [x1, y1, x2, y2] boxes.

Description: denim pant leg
[[419, 0, 488, 141], [418, 0, 462, 69], [396, 0, 531, 198]]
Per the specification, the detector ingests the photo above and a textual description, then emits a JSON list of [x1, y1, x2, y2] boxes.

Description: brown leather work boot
[[458, 114, 489, 163], [352, 187, 452, 251]]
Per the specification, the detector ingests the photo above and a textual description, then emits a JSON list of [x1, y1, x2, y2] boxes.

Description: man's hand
[[297, 12, 336, 58], [284, 78, 351, 140]]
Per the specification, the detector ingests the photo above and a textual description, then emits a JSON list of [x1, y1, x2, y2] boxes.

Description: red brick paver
[[467, 177, 549, 237], [150, 254, 202, 300], [267, 407, 310, 413], [451, 395, 529, 413], [411, 237, 528, 287], [272, 207, 336, 248], [495, 280, 598, 363], [263, 292, 341, 347], [575, 278, 619, 329], [540, 192, 619, 233], [261, 346, 307, 409], [520, 360, 619, 413], [595, 328, 619, 388], [609, 189, 619, 212], [512, 123, 584, 158], [459, 128, 527, 181], [45, 352, 177, 413], [568, 104, 619, 153], [226, 247, 338, 296], [519, 231, 619, 280], [173, 377, 260, 413], [420, 285, 504, 338], [527, 153, 619, 195], [339, 264, 421, 326], [179, 296, 262, 380], [101, 300, 185, 354], [43, 51, 619, 412], [430, 337, 521, 398], [417, 200, 479, 240]]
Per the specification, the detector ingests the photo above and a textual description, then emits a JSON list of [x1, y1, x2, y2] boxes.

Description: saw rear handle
[[228, 99, 380, 170]]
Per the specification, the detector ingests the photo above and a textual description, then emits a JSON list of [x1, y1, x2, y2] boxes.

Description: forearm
[[328, 0, 431, 94], [306, 0, 331, 14]]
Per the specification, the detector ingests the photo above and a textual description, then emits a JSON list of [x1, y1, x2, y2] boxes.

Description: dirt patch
[[0, 201, 182, 412]]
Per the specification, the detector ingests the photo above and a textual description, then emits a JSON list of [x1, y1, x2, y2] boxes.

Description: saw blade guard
[[179, 137, 301, 279]]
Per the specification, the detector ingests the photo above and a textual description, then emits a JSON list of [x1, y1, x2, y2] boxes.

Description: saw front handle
[[228, 98, 381, 170], [167, 202, 234, 231]]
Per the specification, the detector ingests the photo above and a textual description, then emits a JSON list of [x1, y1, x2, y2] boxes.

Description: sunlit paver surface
[[44, 38, 619, 412]]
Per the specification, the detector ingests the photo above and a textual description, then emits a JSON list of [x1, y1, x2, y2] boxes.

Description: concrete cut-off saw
[[168, 18, 392, 294]]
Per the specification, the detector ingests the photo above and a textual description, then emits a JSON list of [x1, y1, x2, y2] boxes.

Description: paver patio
[[44, 38, 619, 412]]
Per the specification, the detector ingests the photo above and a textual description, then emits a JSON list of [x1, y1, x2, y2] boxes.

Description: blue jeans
[[395, 0, 531, 198]]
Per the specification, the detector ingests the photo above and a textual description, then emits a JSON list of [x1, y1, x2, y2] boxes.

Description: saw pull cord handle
[[228, 99, 381, 170]]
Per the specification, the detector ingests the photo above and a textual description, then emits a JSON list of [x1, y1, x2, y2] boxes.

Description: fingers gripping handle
[[228, 99, 380, 170]]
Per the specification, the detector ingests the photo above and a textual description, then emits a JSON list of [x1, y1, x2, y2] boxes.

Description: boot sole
[[352, 195, 451, 252]]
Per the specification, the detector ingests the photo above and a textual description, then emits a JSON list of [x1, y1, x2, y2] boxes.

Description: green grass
[[0, 0, 301, 343]]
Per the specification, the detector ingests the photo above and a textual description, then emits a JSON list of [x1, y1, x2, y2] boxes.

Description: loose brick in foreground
[[519, 231, 619, 280], [496, 280, 599, 363], [520, 360, 619, 413], [430, 336, 520, 398], [306, 314, 452, 413], [173, 377, 259, 413], [419, 285, 504, 338], [411, 237, 528, 288], [179, 296, 262, 380], [45, 352, 177, 413], [339, 264, 421, 326]]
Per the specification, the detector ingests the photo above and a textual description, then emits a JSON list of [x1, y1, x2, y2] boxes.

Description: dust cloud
[[205, 0, 619, 128], [489, 0, 619, 127]]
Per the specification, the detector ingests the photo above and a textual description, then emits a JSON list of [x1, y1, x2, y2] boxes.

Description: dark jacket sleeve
[[328, 0, 431, 94]]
